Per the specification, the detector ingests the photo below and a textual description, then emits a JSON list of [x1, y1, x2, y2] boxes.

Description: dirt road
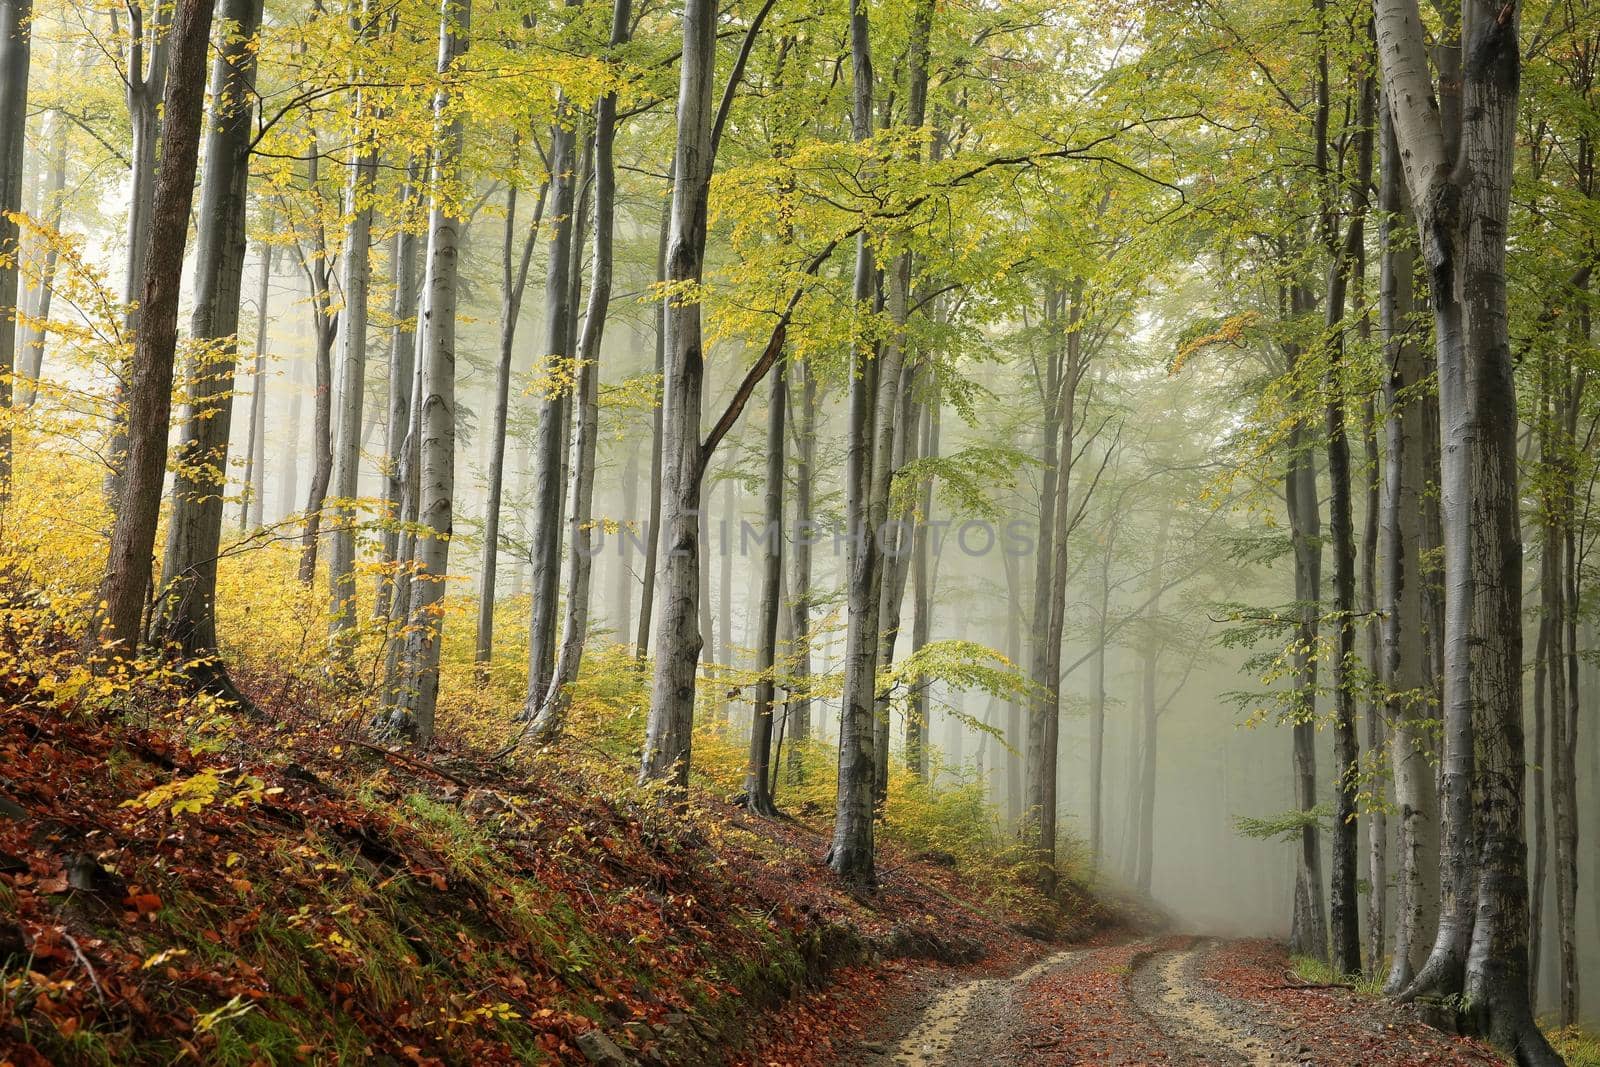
[[843, 936, 1505, 1066]]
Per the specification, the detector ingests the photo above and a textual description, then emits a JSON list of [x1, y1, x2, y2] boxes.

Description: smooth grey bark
[[328, 13, 380, 641], [17, 99, 65, 409], [785, 358, 817, 778], [475, 161, 548, 681], [377, 178, 420, 620], [634, 196, 670, 662], [742, 361, 785, 815], [94, 0, 216, 654], [523, 95, 580, 715], [104, 0, 172, 503], [380, 292, 427, 711], [238, 239, 272, 533], [907, 398, 938, 779], [291, 144, 339, 585], [1361, 392, 1384, 977], [155, 0, 263, 702], [1002, 534, 1023, 826], [617, 450, 637, 637], [0, 0, 28, 505], [384, 0, 468, 744], [1379, 99, 1439, 997], [638, 0, 716, 787], [526, 0, 631, 743], [1377, 0, 1556, 1058], [828, 0, 881, 883]]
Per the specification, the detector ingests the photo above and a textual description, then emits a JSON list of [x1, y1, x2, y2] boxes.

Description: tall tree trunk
[[1321, 57, 1374, 978], [377, 176, 420, 618], [1026, 293, 1063, 851], [328, 15, 380, 640], [1377, 2, 1557, 1058], [383, 0, 469, 744], [294, 143, 339, 585], [907, 398, 938, 779], [525, 0, 631, 743], [94, 0, 216, 654], [617, 450, 638, 636], [523, 96, 580, 715], [638, 0, 715, 787], [105, 1, 172, 503], [17, 98, 65, 409], [238, 238, 272, 532], [785, 358, 816, 778], [0, 0, 28, 507], [476, 163, 548, 681], [1133, 507, 1171, 893], [742, 360, 785, 815], [154, 0, 263, 703], [1027, 287, 1083, 893], [827, 0, 881, 882], [1361, 394, 1385, 975], [1284, 285, 1328, 962], [1379, 98, 1439, 996], [634, 195, 670, 662]]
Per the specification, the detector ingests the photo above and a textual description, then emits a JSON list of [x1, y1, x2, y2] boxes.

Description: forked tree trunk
[[104, 1, 171, 504], [94, 0, 216, 654], [522, 96, 582, 715], [526, 0, 631, 743], [155, 0, 263, 703], [1377, 1, 1557, 1058]]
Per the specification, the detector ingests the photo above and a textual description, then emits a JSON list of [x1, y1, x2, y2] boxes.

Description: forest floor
[[0, 626, 1118, 1065], [809, 934, 1509, 1066]]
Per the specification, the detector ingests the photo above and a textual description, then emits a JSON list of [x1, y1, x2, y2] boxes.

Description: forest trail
[[844, 936, 1506, 1067]]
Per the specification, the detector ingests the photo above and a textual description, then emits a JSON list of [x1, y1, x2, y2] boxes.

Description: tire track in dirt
[[881, 947, 1088, 1065], [1128, 937, 1298, 1065]]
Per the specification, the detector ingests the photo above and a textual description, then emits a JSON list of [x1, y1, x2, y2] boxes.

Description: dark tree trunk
[[743, 361, 785, 815], [828, 0, 881, 883], [0, 0, 30, 505], [94, 0, 217, 654], [155, 0, 263, 703]]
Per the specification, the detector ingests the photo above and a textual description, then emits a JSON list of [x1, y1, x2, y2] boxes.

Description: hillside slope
[[0, 650, 1107, 1065]]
